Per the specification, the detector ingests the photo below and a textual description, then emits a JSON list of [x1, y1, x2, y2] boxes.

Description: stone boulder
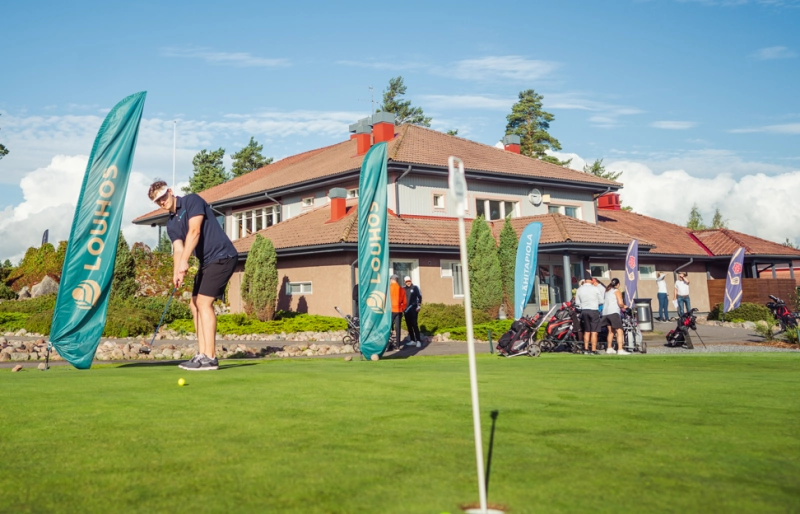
[[17, 286, 31, 299], [31, 276, 59, 298]]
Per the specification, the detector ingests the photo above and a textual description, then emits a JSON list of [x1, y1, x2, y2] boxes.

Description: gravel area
[[644, 343, 800, 355]]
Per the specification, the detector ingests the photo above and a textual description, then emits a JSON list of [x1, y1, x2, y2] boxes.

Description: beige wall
[[606, 259, 710, 313]]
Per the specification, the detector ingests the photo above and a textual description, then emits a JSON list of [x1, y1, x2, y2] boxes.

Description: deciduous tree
[[446, 129, 459, 136], [498, 217, 518, 317], [377, 76, 432, 127], [231, 137, 272, 178], [686, 204, 706, 230], [466, 215, 503, 315], [505, 89, 570, 166], [183, 148, 228, 194], [710, 208, 728, 229], [242, 235, 278, 321]]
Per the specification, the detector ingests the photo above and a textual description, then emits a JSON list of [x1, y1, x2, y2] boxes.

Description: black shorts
[[581, 310, 601, 333], [192, 256, 237, 299], [603, 313, 623, 330]]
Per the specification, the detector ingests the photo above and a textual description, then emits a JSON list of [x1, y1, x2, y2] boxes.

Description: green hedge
[[442, 320, 514, 340], [0, 283, 16, 300], [708, 302, 775, 323], [120, 296, 192, 325], [417, 303, 493, 335], [0, 312, 28, 332], [0, 294, 57, 314], [168, 313, 347, 335]]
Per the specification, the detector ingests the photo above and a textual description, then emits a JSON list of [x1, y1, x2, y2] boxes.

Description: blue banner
[[514, 222, 542, 318], [723, 247, 745, 313], [50, 92, 147, 369], [624, 239, 638, 309], [357, 142, 391, 359]]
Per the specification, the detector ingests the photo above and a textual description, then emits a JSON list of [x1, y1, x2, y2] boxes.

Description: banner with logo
[[624, 239, 638, 309], [357, 142, 391, 359], [50, 92, 147, 369], [723, 247, 745, 313], [514, 222, 542, 318]]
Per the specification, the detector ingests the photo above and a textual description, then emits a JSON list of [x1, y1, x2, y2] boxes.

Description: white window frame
[[639, 264, 657, 280], [590, 263, 609, 279], [475, 197, 519, 220], [301, 196, 315, 209], [548, 204, 583, 220], [440, 259, 464, 298], [432, 192, 446, 210], [230, 205, 281, 240], [285, 282, 312, 295], [347, 188, 359, 199], [389, 259, 420, 286]]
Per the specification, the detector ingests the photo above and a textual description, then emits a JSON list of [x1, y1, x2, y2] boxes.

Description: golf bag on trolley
[[598, 307, 647, 353], [334, 306, 360, 353], [539, 301, 584, 353], [666, 308, 699, 349], [496, 310, 549, 358], [766, 295, 799, 333]]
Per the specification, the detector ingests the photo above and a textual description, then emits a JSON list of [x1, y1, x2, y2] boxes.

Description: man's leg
[[590, 332, 598, 352], [195, 294, 217, 359]]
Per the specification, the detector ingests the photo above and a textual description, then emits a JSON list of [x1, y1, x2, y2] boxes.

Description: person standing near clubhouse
[[403, 275, 422, 348], [576, 277, 604, 354], [674, 272, 691, 317], [389, 274, 407, 350], [656, 272, 669, 321], [148, 180, 238, 371], [602, 278, 630, 355]]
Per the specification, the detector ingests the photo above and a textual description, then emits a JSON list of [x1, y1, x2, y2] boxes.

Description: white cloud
[[544, 92, 643, 128], [449, 56, 560, 82], [335, 59, 427, 71], [650, 120, 697, 130], [161, 47, 290, 67], [729, 123, 800, 134], [753, 45, 797, 60], [417, 94, 515, 110]]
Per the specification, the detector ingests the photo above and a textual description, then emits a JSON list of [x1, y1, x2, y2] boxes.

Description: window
[[389, 259, 419, 285], [302, 197, 314, 208], [475, 198, 517, 220], [285, 282, 312, 295], [231, 205, 281, 240], [433, 193, 445, 209], [639, 265, 657, 280], [548, 205, 581, 219], [590, 263, 609, 279], [347, 188, 359, 199], [451, 263, 464, 297]]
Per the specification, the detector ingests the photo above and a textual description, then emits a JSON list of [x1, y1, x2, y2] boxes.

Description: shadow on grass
[[486, 409, 499, 496], [117, 361, 258, 370], [382, 339, 430, 360]]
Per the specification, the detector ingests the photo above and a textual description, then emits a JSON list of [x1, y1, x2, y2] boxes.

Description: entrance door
[[390, 259, 419, 285]]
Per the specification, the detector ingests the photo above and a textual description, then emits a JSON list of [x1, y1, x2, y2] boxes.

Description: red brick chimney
[[597, 192, 621, 211], [372, 112, 396, 144], [349, 118, 373, 156], [328, 188, 348, 222], [502, 134, 521, 154]]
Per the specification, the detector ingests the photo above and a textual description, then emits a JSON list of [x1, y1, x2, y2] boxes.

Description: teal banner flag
[[357, 142, 391, 359], [50, 92, 147, 369], [514, 222, 542, 318]]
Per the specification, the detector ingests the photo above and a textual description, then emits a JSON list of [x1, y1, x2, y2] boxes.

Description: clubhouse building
[[134, 115, 800, 317]]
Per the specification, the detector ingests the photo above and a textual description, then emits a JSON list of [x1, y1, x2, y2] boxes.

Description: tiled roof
[[136, 125, 618, 224], [693, 228, 800, 257], [232, 202, 639, 254], [597, 210, 709, 256]]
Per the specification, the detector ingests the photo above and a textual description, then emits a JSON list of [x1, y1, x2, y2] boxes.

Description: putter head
[[139, 346, 152, 354]]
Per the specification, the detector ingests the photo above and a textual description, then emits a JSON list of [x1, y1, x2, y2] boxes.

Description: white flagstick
[[449, 156, 488, 514]]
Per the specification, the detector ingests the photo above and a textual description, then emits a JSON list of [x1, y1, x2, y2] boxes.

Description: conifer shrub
[[111, 232, 137, 300], [466, 216, 502, 316], [498, 217, 518, 317], [241, 235, 278, 321]]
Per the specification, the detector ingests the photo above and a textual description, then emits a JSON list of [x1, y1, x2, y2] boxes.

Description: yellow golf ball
[[178, 378, 185, 386]]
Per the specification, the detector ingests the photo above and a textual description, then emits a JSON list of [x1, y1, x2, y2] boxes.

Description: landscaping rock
[[37, 363, 46, 370], [12, 364, 23, 372], [0, 353, 9, 362], [17, 287, 31, 299], [344, 356, 352, 362], [743, 321, 756, 329], [11, 352, 29, 361], [31, 276, 59, 298]]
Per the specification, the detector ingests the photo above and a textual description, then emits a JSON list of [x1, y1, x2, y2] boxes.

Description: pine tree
[[710, 208, 728, 229], [111, 232, 137, 300], [183, 148, 228, 194], [0, 114, 8, 160], [241, 235, 278, 321], [583, 159, 622, 182], [498, 217, 519, 317], [466, 216, 503, 315], [506, 89, 570, 166], [686, 204, 707, 230], [155, 232, 172, 254], [377, 76, 432, 127], [231, 137, 273, 178], [446, 129, 459, 136]]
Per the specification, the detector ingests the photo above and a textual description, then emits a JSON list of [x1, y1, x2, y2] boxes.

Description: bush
[[417, 303, 493, 335], [708, 302, 775, 323], [0, 312, 28, 332], [0, 283, 17, 300], [111, 232, 137, 300], [753, 319, 777, 341], [124, 296, 192, 324], [6, 241, 67, 291], [782, 327, 799, 345], [241, 235, 278, 321], [443, 320, 515, 340], [168, 313, 347, 335], [467, 216, 502, 315], [0, 294, 57, 314]]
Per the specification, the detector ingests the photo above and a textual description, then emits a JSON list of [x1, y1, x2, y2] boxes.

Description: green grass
[[2, 353, 799, 513]]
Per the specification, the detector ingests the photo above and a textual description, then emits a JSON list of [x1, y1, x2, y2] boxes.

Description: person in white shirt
[[602, 278, 630, 355], [656, 272, 669, 322], [575, 277, 605, 354], [594, 279, 607, 314], [674, 272, 691, 317]]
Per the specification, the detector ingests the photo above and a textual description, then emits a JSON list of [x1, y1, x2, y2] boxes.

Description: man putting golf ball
[[148, 180, 238, 371]]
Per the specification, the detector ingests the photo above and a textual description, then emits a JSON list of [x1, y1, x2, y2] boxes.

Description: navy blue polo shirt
[[166, 194, 237, 266]]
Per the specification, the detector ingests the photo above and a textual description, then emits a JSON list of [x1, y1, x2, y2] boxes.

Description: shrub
[[241, 235, 278, 321], [0, 294, 57, 314], [417, 303, 492, 335], [125, 296, 192, 324], [111, 232, 137, 300], [782, 327, 799, 345], [168, 313, 346, 335], [443, 320, 515, 340], [0, 312, 28, 332], [498, 217, 518, 317], [6, 241, 67, 291], [708, 302, 775, 323], [753, 319, 777, 341], [467, 216, 502, 316], [0, 283, 17, 300]]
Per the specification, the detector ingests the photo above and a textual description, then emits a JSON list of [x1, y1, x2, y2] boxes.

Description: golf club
[[141, 286, 177, 354]]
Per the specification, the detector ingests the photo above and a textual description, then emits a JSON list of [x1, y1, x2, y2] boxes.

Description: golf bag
[[334, 306, 360, 353], [599, 308, 647, 353], [666, 308, 698, 349], [496, 311, 548, 358], [766, 295, 799, 333], [539, 301, 584, 353]]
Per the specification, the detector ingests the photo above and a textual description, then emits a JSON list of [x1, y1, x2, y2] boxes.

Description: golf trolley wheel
[[342, 335, 353, 346], [527, 343, 541, 358], [640, 340, 647, 354]]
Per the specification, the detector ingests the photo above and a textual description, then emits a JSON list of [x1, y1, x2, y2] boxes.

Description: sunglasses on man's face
[[153, 193, 169, 206]]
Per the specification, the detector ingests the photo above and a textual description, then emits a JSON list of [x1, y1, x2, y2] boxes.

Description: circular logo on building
[[72, 280, 101, 310], [733, 263, 742, 275], [366, 291, 386, 314]]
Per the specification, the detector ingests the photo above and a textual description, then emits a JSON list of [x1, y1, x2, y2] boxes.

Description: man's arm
[[175, 215, 203, 286], [172, 240, 186, 288]]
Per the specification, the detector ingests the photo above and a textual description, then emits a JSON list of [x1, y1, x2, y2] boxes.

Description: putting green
[[2, 353, 799, 513]]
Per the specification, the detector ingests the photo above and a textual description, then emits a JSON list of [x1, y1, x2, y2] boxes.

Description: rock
[[38, 363, 47, 370], [31, 276, 59, 298], [29, 352, 39, 360], [370, 354, 379, 361], [0, 336, 6, 344], [756, 320, 768, 328], [344, 356, 352, 362], [14, 329, 28, 337], [17, 286, 31, 299], [2, 347, 14, 355], [172, 351, 182, 360], [12, 364, 23, 372], [0, 353, 9, 362], [342, 345, 354, 354], [10, 352, 29, 361], [743, 321, 756, 329]]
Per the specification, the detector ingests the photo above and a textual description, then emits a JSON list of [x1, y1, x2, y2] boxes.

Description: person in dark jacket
[[403, 276, 423, 347]]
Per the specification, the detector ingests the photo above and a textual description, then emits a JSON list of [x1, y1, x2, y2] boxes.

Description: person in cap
[[403, 275, 423, 347], [148, 180, 238, 371], [389, 274, 407, 350]]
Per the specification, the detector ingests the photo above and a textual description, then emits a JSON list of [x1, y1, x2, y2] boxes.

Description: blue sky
[[1, 0, 798, 260]]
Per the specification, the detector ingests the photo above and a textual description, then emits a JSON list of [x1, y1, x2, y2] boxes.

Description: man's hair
[[148, 180, 168, 200]]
